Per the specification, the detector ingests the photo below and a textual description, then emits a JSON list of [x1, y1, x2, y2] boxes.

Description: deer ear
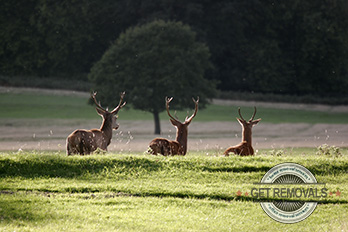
[[237, 118, 244, 125], [252, 119, 261, 126], [96, 107, 105, 116], [170, 118, 181, 127]]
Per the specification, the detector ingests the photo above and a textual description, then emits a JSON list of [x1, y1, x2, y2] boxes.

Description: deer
[[223, 107, 261, 156], [148, 96, 199, 156], [66, 91, 126, 155]]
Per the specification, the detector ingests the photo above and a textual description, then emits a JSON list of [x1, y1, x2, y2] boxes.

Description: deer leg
[[160, 143, 169, 156], [168, 145, 175, 156], [223, 147, 235, 156], [245, 146, 254, 156], [179, 146, 185, 156], [238, 148, 245, 156], [66, 137, 77, 156], [148, 144, 157, 155], [249, 147, 254, 155], [67, 142, 72, 156], [241, 147, 249, 156], [78, 140, 86, 155], [67, 141, 80, 156], [162, 146, 169, 156], [238, 146, 252, 156]]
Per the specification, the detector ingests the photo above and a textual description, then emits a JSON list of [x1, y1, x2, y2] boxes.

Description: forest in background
[[1, 0, 348, 98]]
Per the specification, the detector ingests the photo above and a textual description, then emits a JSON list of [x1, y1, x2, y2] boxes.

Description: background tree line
[[1, 0, 348, 97]]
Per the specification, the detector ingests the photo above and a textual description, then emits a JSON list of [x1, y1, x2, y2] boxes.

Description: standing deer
[[66, 91, 126, 155], [223, 107, 261, 156], [148, 96, 199, 156]]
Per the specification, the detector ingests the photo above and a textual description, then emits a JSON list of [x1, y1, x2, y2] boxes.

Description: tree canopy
[[88, 20, 215, 134], [1, 0, 348, 97]]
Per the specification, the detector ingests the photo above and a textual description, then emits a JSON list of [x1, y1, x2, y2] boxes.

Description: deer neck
[[100, 118, 113, 143], [242, 126, 252, 145], [175, 128, 188, 153]]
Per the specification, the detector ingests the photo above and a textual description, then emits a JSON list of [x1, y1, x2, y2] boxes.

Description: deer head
[[166, 96, 199, 148], [91, 91, 126, 130], [237, 107, 261, 143]]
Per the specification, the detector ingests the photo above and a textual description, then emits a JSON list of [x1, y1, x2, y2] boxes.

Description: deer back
[[149, 138, 183, 156], [67, 129, 107, 155], [223, 141, 254, 156]]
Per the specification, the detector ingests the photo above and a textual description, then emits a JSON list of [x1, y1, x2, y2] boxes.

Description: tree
[[0, 0, 44, 75], [88, 20, 216, 134]]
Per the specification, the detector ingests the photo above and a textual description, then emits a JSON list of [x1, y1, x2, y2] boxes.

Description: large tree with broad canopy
[[88, 20, 216, 134]]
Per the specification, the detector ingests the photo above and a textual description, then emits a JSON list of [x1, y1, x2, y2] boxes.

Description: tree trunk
[[153, 111, 161, 135]]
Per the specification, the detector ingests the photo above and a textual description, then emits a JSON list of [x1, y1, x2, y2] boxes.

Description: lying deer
[[148, 96, 199, 156], [223, 107, 261, 156], [66, 92, 126, 155]]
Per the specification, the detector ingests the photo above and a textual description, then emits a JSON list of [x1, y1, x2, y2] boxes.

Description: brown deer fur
[[224, 107, 261, 156], [66, 92, 126, 155], [149, 97, 199, 156]]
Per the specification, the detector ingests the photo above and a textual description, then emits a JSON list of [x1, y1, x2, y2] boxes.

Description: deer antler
[[166, 96, 199, 123], [185, 97, 199, 123], [165, 97, 180, 123], [91, 92, 106, 112], [238, 107, 245, 121], [249, 107, 257, 121], [111, 91, 126, 114], [238, 107, 257, 122]]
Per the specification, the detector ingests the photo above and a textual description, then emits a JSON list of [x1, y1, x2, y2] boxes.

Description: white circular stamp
[[259, 163, 318, 224]]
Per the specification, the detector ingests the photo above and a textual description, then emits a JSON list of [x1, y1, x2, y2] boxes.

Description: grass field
[[0, 150, 348, 231], [2, 91, 348, 124]]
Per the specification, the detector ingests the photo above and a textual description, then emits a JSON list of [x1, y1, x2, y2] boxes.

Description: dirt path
[[1, 119, 347, 153]]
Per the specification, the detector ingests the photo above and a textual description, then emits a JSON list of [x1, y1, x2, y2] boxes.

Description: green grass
[[1, 92, 348, 123], [1, 149, 348, 231]]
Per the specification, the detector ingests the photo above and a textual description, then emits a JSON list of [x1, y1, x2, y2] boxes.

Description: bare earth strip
[[0, 119, 347, 153], [1, 87, 347, 153]]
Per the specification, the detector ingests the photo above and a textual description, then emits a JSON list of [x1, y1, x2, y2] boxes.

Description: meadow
[[0, 150, 348, 231], [1, 90, 348, 123], [0, 88, 348, 231]]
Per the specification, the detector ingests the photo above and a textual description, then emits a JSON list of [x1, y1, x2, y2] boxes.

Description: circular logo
[[259, 163, 317, 224]]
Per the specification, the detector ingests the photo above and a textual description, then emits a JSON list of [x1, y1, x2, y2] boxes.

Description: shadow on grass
[[201, 165, 270, 173], [0, 192, 52, 223], [115, 190, 348, 205], [0, 155, 275, 180], [1, 154, 348, 179], [0, 156, 164, 179], [307, 162, 348, 176]]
